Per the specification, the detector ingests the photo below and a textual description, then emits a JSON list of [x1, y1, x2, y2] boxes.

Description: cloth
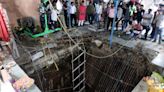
[[108, 8, 115, 18], [87, 4, 95, 15], [141, 13, 153, 26], [117, 7, 123, 19], [78, 5, 86, 20], [51, 9, 59, 21], [70, 5, 76, 14]]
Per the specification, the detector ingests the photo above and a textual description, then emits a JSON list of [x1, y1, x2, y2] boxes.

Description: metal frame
[[72, 49, 86, 92]]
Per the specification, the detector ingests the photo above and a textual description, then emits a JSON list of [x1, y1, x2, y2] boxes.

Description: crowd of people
[[40, 0, 164, 44]]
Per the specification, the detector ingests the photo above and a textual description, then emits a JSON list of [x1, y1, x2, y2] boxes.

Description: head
[[71, 2, 74, 5], [159, 10, 164, 15], [129, 1, 133, 7], [99, 2, 102, 5], [81, 1, 84, 5], [148, 9, 152, 14], [126, 3, 129, 8], [129, 21, 132, 25], [141, 5, 144, 9], [107, 3, 110, 7], [89, 2, 92, 5], [111, 3, 114, 8]]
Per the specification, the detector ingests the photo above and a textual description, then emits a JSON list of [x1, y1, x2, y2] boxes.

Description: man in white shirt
[[141, 9, 153, 40], [70, 2, 77, 27], [95, 2, 103, 29], [51, 7, 59, 29]]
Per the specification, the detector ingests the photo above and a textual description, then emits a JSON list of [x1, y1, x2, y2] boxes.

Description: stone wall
[[0, 0, 40, 27]]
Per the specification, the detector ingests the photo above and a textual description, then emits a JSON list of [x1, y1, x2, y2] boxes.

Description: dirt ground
[[0, 0, 40, 27]]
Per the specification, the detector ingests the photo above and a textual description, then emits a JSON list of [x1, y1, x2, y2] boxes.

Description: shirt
[[129, 5, 137, 16], [70, 5, 76, 14], [155, 14, 164, 28], [141, 13, 153, 26], [51, 9, 59, 21], [95, 4, 103, 14], [108, 8, 115, 18], [87, 4, 95, 14]]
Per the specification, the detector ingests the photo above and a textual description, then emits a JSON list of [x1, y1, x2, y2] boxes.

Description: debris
[[13, 76, 34, 90], [93, 40, 103, 48], [31, 51, 44, 61]]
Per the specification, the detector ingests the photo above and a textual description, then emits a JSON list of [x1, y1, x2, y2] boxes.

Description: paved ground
[[78, 25, 164, 53]]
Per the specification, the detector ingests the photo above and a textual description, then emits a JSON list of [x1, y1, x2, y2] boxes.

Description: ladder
[[72, 49, 86, 92]]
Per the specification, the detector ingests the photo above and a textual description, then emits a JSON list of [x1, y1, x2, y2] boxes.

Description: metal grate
[[72, 50, 86, 92]]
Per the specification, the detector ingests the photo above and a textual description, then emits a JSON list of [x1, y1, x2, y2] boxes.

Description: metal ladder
[[72, 49, 86, 92]]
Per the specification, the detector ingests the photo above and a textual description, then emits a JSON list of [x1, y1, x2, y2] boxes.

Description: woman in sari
[[78, 1, 86, 26]]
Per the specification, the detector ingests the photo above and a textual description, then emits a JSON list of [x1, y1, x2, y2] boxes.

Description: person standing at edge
[[116, 5, 123, 31], [150, 11, 158, 39], [153, 10, 164, 44], [78, 1, 87, 26], [122, 4, 130, 32], [106, 3, 115, 31], [95, 2, 103, 29], [63, 1, 69, 28], [70, 2, 77, 27], [87, 2, 95, 24], [141, 9, 153, 40]]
